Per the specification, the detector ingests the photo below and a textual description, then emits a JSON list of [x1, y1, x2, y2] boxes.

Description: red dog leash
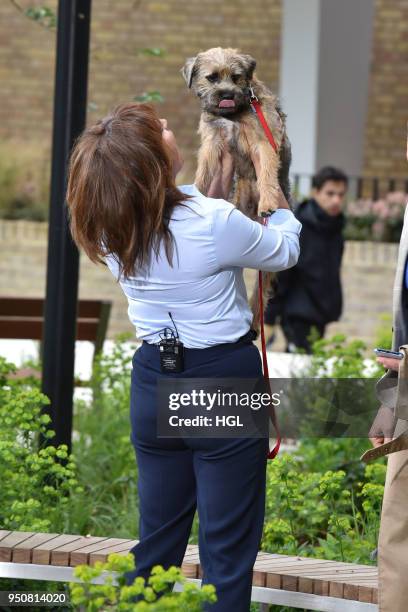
[[258, 252, 281, 460], [250, 85, 281, 460], [249, 86, 279, 153]]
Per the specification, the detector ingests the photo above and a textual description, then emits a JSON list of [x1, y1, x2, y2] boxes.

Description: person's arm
[[206, 144, 235, 200], [212, 199, 302, 272]]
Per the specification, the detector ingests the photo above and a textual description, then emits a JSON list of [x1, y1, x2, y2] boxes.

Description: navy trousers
[[125, 335, 268, 611]]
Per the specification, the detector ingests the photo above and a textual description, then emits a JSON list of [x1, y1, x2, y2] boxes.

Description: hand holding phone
[[374, 348, 404, 373], [374, 348, 404, 359]]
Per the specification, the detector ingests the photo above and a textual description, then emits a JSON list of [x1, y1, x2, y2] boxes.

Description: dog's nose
[[219, 92, 235, 100]]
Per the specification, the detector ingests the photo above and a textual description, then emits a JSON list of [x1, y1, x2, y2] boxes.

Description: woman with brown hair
[[66, 102, 301, 611]]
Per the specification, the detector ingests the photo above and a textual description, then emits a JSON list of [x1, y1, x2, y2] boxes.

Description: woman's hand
[[377, 356, 401, 372], [368, 405, 397, 448], [207, 143, 235, 200]]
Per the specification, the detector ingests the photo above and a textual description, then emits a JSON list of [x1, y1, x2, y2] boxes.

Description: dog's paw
[[257, 194, 279, 217]]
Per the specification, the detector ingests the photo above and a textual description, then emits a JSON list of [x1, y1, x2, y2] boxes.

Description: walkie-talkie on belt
[[158, 312, 184, 373]]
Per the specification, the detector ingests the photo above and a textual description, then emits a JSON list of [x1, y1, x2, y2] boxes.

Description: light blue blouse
[[104, 184, 302, 348]]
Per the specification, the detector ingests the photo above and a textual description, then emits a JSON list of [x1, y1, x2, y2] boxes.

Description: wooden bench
[[0, 297, 111, 376], [0, 531, 378, 611]]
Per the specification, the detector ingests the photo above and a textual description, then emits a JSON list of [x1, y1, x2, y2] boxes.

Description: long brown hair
[[66, 102, 191, 279]]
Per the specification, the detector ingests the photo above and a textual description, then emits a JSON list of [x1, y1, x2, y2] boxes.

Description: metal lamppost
[[41, 0, 92, 453]]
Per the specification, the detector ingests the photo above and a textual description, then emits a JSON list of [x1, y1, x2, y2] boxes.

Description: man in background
[[264, 166, 348, 353]]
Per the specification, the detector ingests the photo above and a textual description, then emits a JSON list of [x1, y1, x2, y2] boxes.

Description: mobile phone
[[374, 348, 404, 359]]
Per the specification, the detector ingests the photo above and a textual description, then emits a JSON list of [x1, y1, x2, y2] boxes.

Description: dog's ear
[[240, 54, 257, 80], [181, 56, 199, 89]]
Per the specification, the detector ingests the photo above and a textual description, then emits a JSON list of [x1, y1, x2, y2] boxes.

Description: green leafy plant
[[9, 1, 56, 30], [25, 5, 56, 28], [69, 553, 217, 611], [262, 331, 387, 569], [263, 447, 386, 564], [0, 357, 83, 532], [304, 333, 383, 379]]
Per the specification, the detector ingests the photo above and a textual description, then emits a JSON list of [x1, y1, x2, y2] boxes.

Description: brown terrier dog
[[181, 46, 292, 332]]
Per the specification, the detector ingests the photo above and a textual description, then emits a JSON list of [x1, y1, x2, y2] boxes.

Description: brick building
[[0, 0, 407, 185]]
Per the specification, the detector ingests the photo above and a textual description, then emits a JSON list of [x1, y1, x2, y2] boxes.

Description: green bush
[[263, 447, 385, 564], [0, 357, 81, 607], [262, 332, 387, 568], [0, 357, 83, 532], [69, 553, 216, 611], [304, 332, 383, 379]]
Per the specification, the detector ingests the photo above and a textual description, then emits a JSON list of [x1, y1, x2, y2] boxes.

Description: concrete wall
[[0, 220, 396, 350]]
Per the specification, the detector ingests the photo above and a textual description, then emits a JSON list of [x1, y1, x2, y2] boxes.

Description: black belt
[[238, 327, 258, 343], [143, 327, 258, 350]]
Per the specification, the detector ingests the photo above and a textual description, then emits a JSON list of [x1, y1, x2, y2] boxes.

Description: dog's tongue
[[219, 99, 235, 108]]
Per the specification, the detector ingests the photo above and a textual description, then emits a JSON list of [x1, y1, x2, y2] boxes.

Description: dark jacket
[[265, 198, 345, 326]]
